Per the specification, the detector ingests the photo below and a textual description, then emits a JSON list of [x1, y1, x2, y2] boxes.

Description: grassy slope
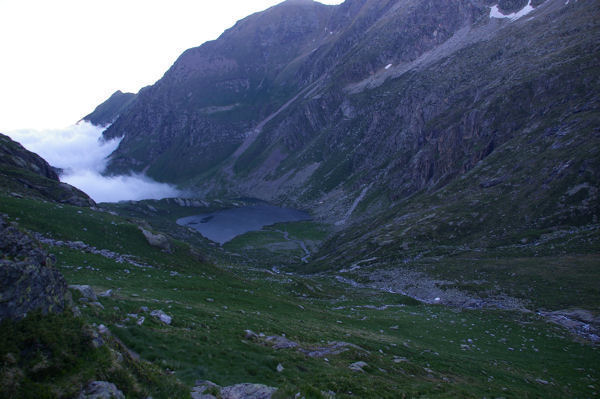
[[1, 194, 599, 398]]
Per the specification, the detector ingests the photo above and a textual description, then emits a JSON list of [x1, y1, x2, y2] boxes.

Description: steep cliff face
[[100, 0, 598, 229], [103, 0, 489, 183], [103, 0, 337, 182]]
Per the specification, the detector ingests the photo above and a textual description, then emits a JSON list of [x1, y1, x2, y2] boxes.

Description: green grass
[[222, 221, 331, 265], [1, 193, 599, 397], [51, 246, 600, 397], [0, 311, 186, 398], [264, 221, 330, 242]]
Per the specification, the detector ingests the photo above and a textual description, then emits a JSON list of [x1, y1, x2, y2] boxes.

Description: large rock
[[191, 380, 220, 399], [192, 381, 277, 399], [68, 285, 98, 301], [264, 334, 298, 350], [140, 228, 171, 252], [247, 330, 366, 358], [77, 381, 125, 399], [220, 383, 277, 399], [0, 261, 68, 321], [348, 361, 368, 373], [0, 216, 68, 321], [150, 309, 172, 325]]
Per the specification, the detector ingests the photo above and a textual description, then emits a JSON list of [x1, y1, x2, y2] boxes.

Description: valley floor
[[1, 195, 598, 398]]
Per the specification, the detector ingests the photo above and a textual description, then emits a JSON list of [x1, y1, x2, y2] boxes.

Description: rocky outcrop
[[0, 133, 95, 206], [243, 329, 367, 358], [77, 381, 125, 399], [140, 227, 171, 252], [150, 309, 172, 325], [33, 233, 154, 269], [68, 284, 106, 309], [0, 133, 59, 180], [0, 216, 68, 321], [538, 309, 600, 343], [68, 285, 98, 302], [348, 361, 368, 373], [220, 383, 277, 399], [191, 380, 277, 399]]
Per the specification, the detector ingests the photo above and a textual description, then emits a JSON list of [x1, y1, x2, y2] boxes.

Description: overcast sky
[[0, 0, 343, 132]]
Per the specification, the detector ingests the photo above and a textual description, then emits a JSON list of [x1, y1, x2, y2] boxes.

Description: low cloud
[[6, 122, 180, 203]]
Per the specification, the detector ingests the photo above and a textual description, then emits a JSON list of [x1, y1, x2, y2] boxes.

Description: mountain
[[100, 0, 598, 221], [82, 90, 136, 127], [1, 1, 599, 395], [91, 0, 600, 299], [103, 0, 337, 181], [93, 0, 599, 308]]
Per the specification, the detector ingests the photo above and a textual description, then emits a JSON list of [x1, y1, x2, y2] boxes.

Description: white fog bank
[[6, 122, 181, 203]]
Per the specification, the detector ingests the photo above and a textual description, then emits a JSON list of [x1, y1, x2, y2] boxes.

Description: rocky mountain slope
[[86, 0, 599, 315], [82, 90, 136, 127], [99, 0, 598, 223], [0, 133, 95, 206]]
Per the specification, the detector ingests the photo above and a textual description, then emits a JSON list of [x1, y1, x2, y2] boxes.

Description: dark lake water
[[176, 204, 310, 244]]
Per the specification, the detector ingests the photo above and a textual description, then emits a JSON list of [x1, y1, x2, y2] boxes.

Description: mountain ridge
[[88, 0, 599, 254], [0, 1, 598, 394], [82, 90, 136, 127]]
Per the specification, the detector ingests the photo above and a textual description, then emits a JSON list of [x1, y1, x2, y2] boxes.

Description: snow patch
[[490, 0, 534, 21]]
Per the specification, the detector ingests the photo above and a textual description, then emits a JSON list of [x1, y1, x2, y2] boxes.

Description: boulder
[[150, 309, 172, 325], [0, 261, 68, 321], [301, 341, 366, 358], [0, 216, 68, 321], [140, 228, 171, 251], [244, 329, 259, 340], [349, 361, 368, 372], [191, 381, 277, 399], [77, 381, 124, 399], [69, 285, 98, 301], [264, 335, 298, 349], [220, 383, 277, 399], [98, 289, 113, 297], [191, 380, 220, 399]]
